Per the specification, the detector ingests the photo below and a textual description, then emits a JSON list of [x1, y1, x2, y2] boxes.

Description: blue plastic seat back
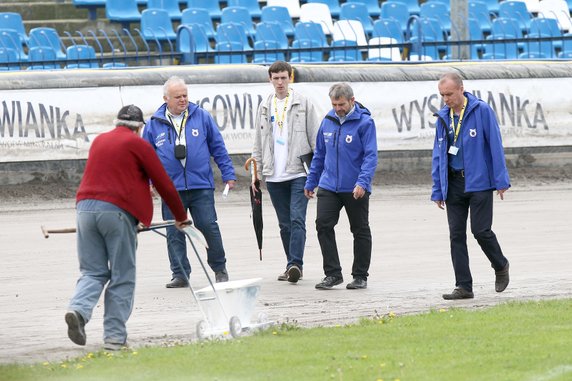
[[499, 1, 532, 32], [187, 0, 222, 19], [0, 12, 28, 45], [409, 35, 439, 60], [253, 40, 285, 63], [469, 1, 493, 34], [483, 35, 519, 59], [347, 0, 381, 18], [261, 6, 295, 36], [215, 41, 247, 63], [141, 8, 177, 40], [216, 22, 253, 51], [28, 47, 59, 70], [328, 39, 360, 61], [181, 8, 215, 39], [0, 28, 28, 61], [380, 2, 410, 34], [340, 2, 374, 36], [290, 38, 323, 62], [420, 2, 451, 32], [0, 47, 19, 70], [529, 17, 562, 49], [221, 6, 255, 37], [255, 21, 289, 49], [66, 44, 99, 68], [227, 0, 262, 19], [386, 0, 420, 15], [177, 23, 212, 53], [28, 27, 67, 60], [524, 32, 556, 57], [147, 0, 182, 20], [294, 21, 329, 47], [372, 18, 404, 44]]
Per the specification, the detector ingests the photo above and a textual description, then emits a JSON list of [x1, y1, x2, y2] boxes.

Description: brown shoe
[[278, 268, 303, 281], [442, 287, 474, 300], [495, 262, 510, 292], [287, 265, 301, 283]]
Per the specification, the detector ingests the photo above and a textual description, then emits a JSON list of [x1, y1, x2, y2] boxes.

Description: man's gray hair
[[439, 72, 464, 87], [329, 82, 354, 100], [163, 76, 186, 97]]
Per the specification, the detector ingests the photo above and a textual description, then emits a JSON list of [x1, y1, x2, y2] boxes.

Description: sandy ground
[[1, 170, 571, 365]]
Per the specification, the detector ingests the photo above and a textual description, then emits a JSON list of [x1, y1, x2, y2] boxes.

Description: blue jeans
[[266, 177, 308, 269], [162, 189, 227, 280], [69, 199, 138, 345]]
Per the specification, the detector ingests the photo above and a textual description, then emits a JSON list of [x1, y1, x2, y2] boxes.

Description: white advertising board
[[0, 77, 569, 162]]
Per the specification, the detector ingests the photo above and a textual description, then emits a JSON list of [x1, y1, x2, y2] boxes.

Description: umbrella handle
[[244, 157, 258, 182]]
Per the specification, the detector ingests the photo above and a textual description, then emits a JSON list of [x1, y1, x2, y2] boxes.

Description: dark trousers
[[446, 174, 509, 292], [315, 188, 372, 280]]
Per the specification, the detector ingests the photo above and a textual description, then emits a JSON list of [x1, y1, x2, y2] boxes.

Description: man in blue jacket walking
[[305, 83, 378, 290], [431, 72, 510, 300], [143, 76, 236, 287]]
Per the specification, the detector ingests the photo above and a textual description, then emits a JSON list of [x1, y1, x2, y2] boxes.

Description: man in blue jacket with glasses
[[143, 76, 236, 287], [431, 72, 510, 300], [305, 83, 378, 290]]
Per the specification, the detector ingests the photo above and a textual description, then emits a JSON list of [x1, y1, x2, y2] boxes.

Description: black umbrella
[[244, 157, 263, 261]]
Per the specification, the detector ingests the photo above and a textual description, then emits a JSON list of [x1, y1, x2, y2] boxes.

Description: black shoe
[[287, 265, 301, 283], [165, 277, 188, 288], [215, 269, 229, 283], [65, 310, 86, 346], [442, 287, 474, 300], [315, 276, 343, 290], [346, 278, 367, 289], [277, 271, 288, 281], [495, 262, 510, 292]]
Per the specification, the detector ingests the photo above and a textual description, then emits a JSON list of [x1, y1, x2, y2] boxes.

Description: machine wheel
[[196, 320, 208, 340], [229, 316, 242, 338]]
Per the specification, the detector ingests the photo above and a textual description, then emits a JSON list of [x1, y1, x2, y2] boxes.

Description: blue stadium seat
[[216, 22, 253, 51], [328, 39, 360, 61], [215, 41, 247, 63], [489, 17, 525, 50], [65, 44, 99, 68], [347, 0, 381, 18], [177, 23, 215, 63], [529, 17, 562, 49], [479, 0, 501, 14], [27, 47, 59, 70], [186, 0, 222, 20], [253, 40, 285, 63], [306, 0, 341, 19], [255, 21, 289, 49], [446, 18, 485, 60], [106, 0, 142, 30], [558, 33, 572, 57], [0, 29, 28, 61], [0, 47, 19, 70], [469, 1, 493, 34], [386, 0, 420, 15], [409, 35, 439, 60], [72, 0, 106, 21], [420, 2, 451, 33], [221, 6, 255, 38], [261, 6, 295, 36], [147, 0, 182, 20], [410, 17, 447, 53], [522, 32, 557, 57], [426, 0, 450, 12], [181, 8, 215, 39], [380, 2, 411, 34], [227, 0, 262, 19], [295, 21, 329, 47], [0, 12, 28, 45], [373, 18, 404, 45], [367, 37, 402, 61], [340, 3, 374, 36], [290, 39, 324, 61], [499, 1, 533, 33], [141, 9, 177, 41], [28, 27, 67, 60], [482, 35, 519, 59]]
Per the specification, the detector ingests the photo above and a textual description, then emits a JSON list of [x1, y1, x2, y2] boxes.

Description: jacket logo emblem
[[192, 129, 199, 137], [345, 135, 353, 143], [469, 129, 477, 137]]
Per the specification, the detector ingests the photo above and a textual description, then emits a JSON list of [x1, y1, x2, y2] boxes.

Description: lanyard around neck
[[273, 90, 290, 130], [167, 110, 188, 139], [450, 96, 467, 145]]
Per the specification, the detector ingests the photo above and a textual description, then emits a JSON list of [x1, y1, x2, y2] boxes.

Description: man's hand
[[353, 185, 365, 199], [226, 180, 236, 190], [434, 200, 445, 210], [497, 189, 507, 200], [304, 189, 314, 199], [175, 219, 191, 230]]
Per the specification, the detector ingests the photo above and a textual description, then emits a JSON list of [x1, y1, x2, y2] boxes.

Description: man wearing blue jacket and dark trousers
[[431, 72, 510, 300], [143, 76, 236, 287], [304, 83, 378, 290]]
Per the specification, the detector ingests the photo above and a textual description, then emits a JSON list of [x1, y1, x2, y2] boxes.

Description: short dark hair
[[268, 61, 292, 78]]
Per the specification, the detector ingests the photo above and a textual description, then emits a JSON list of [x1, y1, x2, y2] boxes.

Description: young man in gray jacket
[[251, 61, 320, 284]]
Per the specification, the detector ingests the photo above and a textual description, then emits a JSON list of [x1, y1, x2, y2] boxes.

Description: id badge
[[276, 137, 285, 145], [448, 146, 459, 155]]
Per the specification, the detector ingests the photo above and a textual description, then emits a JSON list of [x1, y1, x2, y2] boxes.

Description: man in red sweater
[[65, 105, 188, 351]]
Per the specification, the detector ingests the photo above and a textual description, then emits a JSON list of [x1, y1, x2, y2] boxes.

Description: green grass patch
[[3, 299, 572, 381]]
